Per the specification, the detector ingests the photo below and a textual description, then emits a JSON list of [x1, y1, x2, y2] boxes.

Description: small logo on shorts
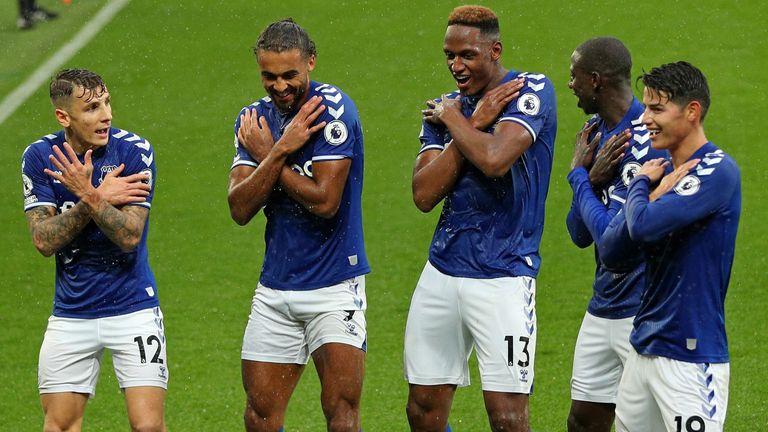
[[345, 322, 358, 336], [158, 366, 167, 379], [519, 369, 529, 383]]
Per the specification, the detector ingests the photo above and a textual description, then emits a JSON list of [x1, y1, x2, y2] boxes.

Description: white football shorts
[[38, 307, 168, 396], [403, 261, 536, 393], [615, 349, 729, 432], [241, 276, 367, 364], [571, 312, 634, 403]]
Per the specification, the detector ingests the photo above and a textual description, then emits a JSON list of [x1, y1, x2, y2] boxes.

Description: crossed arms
[[228, 95, 351, 225], [26, 143, 151, 256], [412, 79, 530, 212]]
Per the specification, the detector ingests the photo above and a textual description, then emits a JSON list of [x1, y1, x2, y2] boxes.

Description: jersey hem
[[259, 267, 371, 291], [428, 258, 538, 279], [52, 301, 159, 319], [632, 346, 730, 364]]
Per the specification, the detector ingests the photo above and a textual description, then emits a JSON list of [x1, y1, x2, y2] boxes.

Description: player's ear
[[490, 41, 502, 61], [307, 54, 316, 72], [685, 100, 702, 123], [591, 71, 601, 91], [54, 107, 70, 128]]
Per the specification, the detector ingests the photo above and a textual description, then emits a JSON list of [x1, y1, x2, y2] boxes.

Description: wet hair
[[49, 69, 107, 107], [639, 61, 710, 121], [254, 18, 317, 59], [447, 5, 500, 40], [574, 37, 632, 83]]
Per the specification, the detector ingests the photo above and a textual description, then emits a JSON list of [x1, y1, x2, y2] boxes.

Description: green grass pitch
[[1, 0, 766, 430]]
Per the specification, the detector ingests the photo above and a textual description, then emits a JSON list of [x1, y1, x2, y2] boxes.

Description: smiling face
[[55, 85, 112, 153], [443, 24, 501, 96], [642, 86, 692, 152], [257, 48, 314, 113], [568, 51, 598, 115]]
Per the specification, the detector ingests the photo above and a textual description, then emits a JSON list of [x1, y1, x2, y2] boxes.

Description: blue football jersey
[[419, 70, 557, 278], [231, 81, 370, 290], [21, 128, 159, 319], [565, 98, 667, 319], [601, 142, 740, 363]]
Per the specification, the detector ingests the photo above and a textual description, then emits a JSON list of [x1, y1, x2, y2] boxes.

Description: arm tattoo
[[26, 204, 91, 256], [90, 203, 148, 251]]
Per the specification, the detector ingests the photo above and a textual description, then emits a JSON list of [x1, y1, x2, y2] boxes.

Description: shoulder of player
[[691, 148, 740, 182], [240, 96, 273, 113], [109, 127, 153, 152], [515, 71, 554, 95], [23, 132, 64, 160], [312, 82, 360, 123]]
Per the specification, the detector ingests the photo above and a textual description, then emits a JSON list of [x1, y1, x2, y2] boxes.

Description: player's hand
[[238, 108, 274, 162], [277, 95, 326, 155], [44, 142, 97, 199], [570, 122, 599, 171], [637, 158, 670, 184], [97, 164, 151, 206], [649, 158, 700, 202], [422, 99, 444, 125], [589, 129, 630, 187], [471, 78, 524, 130]]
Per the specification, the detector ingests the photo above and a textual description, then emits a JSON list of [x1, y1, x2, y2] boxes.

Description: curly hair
[[447, 5, 499, 39], [254, 18, 317, 59]]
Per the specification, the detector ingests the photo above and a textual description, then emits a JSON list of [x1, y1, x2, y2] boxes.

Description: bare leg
[[406, 384, 456, 432], [242, 360, 304, 432], [483, 391, 529, 432], [124, 386, 166, 432], [41, 392, 88, 432], [312, 343, 365, 432], [567, 400, 615, 432]]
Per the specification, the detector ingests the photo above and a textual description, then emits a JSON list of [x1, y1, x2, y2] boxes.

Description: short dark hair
[[49, 69, 107, 107], [254, 18, 317, 59], [574, 37, 632, 83], [447, 5, 500, 40], [639, 61, 710, 121]]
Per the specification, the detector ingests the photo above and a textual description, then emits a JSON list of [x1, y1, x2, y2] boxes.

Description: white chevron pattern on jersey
[[695, 150, 725, 176]]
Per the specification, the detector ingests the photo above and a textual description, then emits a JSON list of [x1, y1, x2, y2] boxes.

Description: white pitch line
[[0, 0, 132, 126]]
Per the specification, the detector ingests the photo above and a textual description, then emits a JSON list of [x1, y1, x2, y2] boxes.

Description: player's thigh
[[242, 285, 309, 364], [312, 342, 365, 409], [39, 315, 103, 395], [124, 386, 166, 431], [653, 358, 729, 432], [615, 350, 665, 432], [462, 275, 536, 393], [571, 313, 627, 403], [403, 262, 471, 386], [242, 360, 305, 416], [105, 307, 169, 390], [41, 392, 89, 431]]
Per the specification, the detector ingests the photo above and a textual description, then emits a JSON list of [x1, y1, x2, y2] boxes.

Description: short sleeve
[[497, 73, 555, 142], [311, 85, 357, 161], [22, 144, 56, 211], [231, 103, 264, 169], [122, 135, 157, 208]]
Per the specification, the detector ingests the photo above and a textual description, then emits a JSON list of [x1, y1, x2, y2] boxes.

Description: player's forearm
[[412, 145, 463, 212], [445, 120, 521, 178], [228, 153, 287, 225], [278, 167, 341, 219], [26, 204, 91, 257], [84, 198, 147, 252]]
